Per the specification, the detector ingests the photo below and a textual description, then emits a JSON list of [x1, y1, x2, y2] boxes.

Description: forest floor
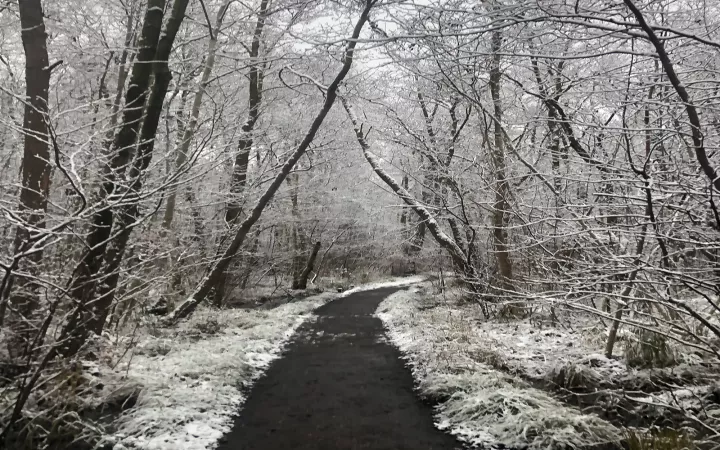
[[20, 274, 719, 449], [215, 286, 462, 450], [378, 282, 720, 449]]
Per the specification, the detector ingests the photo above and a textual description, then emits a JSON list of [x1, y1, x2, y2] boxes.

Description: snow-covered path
[[216, 286, 463, 450]]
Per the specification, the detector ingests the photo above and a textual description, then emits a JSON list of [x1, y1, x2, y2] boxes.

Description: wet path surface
[[217, 286, 463, 450]]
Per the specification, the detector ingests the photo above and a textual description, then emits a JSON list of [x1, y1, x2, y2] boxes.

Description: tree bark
[[167, 1, 376, 322], [3, 0, 52, 352], [295, 241, 321, 289], [488, 31, 514, 291], [164, 0, 232, 230], [214, 0, 271, 304], [290, 173, 307, 290], [64, 0, 166, 320]]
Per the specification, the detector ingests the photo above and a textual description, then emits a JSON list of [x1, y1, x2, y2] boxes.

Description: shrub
[[624, 329, 677, 369]]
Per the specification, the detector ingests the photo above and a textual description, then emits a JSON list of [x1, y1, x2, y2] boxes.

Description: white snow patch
[[338, 275, 426, 297], [475, 316, 628, 381], [377, 287, 621, 449]]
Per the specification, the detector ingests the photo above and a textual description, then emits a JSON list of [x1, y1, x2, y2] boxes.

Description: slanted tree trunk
[[3, 0, 52, 354], [295, 241, 321, 289], [167, 1, 375, 322], [342, 98, 480, 287], [90, 0, 191, 328], [60, 0, 191, 355], [488, 31, 514, 292], [624, 0, 720, 195], [605, 224, 648, 357], [64, 0, 166, 324]]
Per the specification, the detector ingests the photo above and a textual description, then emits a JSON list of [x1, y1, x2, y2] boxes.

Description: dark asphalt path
[[216, 286, 463, 450]]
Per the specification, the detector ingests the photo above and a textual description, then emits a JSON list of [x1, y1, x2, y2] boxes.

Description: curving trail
[[216, 286, 463, 450]]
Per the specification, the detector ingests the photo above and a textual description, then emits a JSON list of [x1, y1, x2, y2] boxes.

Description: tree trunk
[[3, 0, 52, 352], [289, 173, 307, 289], [64, 0, 166, 321], [295, 241, 321, 290], [624, 0, 720, 194], [167, 1, 375, 322], [163, 0, 232, 230], [214, 0, 271, 304], [488, 31, 514, 292], [226, 0, 270, 224], [60, 0, 190, 355], [605, 224, 648, 358]]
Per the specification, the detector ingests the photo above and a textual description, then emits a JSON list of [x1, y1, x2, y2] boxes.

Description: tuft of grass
[[545, 363, 600, 391], [625, 428, 695, 450], [194, 317, 222, 335], [496, 303, 529, 320], [624, 329, 677, 369]]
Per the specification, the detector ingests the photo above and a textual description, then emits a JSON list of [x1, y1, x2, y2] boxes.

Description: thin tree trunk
[[162, 89, 189, 229], [605, 224, 648, 358], [214, 0, 271, 304], [3, 0, 52, 352], [488, 31, 514, 291], [164, 0, 232, 230], [167, 1, 375, 322], [226, 0, 270, 224], [296, 241, 321, 290], [104, 2, 137, 149], [290, 173, 307, 289]]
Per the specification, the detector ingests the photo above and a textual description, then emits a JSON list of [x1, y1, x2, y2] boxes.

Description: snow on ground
[[338, 274, 426, 296], [102, 276, 423, 450], [474, 312, 629, 382], [377, 285, 621, 449]]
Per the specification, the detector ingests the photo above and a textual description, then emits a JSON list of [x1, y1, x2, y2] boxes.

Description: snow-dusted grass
[[377, 286, 622, 449], [474, 312, 629, 382], [105, 276, 424, 449]]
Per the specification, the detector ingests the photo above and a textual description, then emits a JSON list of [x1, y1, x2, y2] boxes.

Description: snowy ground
[[96, 276, 424, 450], [377, 285, 621, 449], [377, 284, 720, 447]]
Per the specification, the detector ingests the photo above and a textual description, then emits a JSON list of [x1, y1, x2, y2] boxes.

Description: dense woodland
[[2, 0, 720, 447]]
